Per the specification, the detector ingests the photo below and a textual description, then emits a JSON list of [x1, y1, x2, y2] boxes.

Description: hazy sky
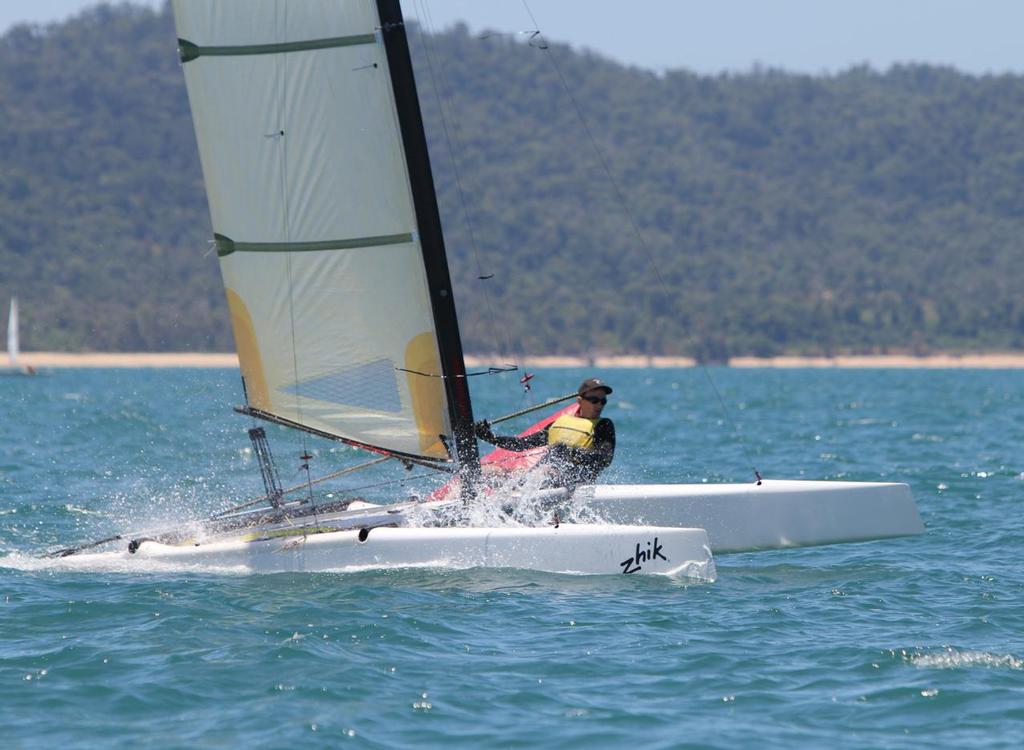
[[2, 1, 1023, 76]]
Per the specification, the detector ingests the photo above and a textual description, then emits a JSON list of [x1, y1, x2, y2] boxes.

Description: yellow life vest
[[547, 415, 598, 451]]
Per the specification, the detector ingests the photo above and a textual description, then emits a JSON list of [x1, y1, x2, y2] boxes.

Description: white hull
[[570, 480, 923, 553], [132, 524, 715, 579]]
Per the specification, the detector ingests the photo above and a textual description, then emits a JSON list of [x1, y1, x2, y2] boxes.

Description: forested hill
[[3, 3, 1024, 359]]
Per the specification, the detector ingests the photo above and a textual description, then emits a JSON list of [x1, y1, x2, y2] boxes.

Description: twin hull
[[128, 479, 920, 577]]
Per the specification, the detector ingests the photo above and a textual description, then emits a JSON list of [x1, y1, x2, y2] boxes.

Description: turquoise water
[[2, 367, 1022, 748]]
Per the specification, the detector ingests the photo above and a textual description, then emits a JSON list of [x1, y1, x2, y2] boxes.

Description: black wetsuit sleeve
[[489, 428, 549, 452], [587, 418, 615, 475]]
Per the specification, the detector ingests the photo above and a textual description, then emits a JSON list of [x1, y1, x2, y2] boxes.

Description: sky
[[2, 0, 1023, 76]]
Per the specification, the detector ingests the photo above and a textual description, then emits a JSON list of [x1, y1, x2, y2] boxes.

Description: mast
[[375, 0, 480, 476]]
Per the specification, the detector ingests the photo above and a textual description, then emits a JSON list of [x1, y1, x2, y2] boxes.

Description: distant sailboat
[[1, 298, 35, 376]]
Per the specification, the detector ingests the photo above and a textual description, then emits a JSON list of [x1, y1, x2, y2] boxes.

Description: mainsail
[[172, 0, 477, 466]]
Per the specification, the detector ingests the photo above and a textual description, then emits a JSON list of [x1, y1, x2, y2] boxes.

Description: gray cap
[[577, 377, 613, 396]]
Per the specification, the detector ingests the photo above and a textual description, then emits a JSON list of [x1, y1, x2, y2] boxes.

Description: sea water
[[1, 367, 1022, 748]]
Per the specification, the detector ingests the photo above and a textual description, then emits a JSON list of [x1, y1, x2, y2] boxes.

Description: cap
[[577, 377, 613, 396]]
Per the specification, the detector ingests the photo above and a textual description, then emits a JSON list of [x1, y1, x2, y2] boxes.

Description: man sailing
[[474, 378, 616, 489]]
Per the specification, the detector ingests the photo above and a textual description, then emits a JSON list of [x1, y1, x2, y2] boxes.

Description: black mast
[[375, 0, 480, 477]]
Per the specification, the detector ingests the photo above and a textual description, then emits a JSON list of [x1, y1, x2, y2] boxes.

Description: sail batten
[[173, 0, 465, 463], [215, 232, 415, 257], [178, 33, 377, 63]]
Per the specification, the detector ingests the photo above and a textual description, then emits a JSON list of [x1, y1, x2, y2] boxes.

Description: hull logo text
[[620, 537, 668, 574]]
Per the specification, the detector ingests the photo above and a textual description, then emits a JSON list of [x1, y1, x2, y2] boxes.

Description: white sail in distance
[[172, 0, 460, 463], [7, 298, 18, 364]]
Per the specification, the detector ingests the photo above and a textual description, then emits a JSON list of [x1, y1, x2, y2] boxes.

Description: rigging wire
[[410, 0, 522, 373], [515, 0, 763, 483], [209, 455, 393, 520], [396, 364, 518, 379], [274, 0, 322, 521]]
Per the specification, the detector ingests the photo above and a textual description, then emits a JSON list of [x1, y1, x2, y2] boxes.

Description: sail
[[172, 0, 472, 463], [7, 298, 18, 363]]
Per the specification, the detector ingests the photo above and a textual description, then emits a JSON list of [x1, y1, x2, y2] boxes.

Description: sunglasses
[[582, 395, 607, 405]]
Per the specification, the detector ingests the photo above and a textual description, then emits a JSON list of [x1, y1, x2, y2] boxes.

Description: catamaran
[[52, 0, 920, 575]]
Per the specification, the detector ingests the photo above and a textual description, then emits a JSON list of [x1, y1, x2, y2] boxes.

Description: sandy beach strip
[[475, 353, 1024, 369], [14, 352, 240, 368], [9, 351, 1024, 369], [726, 353, 1024, 368]]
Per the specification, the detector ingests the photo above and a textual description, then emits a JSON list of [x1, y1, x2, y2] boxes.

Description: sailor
[[474, 377, 616, 488]]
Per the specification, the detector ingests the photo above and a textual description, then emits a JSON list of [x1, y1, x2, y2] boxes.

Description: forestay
[[173, 0, 460, 463]]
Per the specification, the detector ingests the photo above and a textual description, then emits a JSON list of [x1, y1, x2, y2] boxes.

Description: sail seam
[[214, 233, 414, 257], [178, 34, 376, 63]]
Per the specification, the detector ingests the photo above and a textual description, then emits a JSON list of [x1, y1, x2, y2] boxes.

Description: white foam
[[909, 647, 1023, 670], [444, 472, 613, 529]]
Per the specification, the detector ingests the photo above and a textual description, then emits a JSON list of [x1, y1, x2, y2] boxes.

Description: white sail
[[7, 298, 18, 364], [172, 0, 453, 462]]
